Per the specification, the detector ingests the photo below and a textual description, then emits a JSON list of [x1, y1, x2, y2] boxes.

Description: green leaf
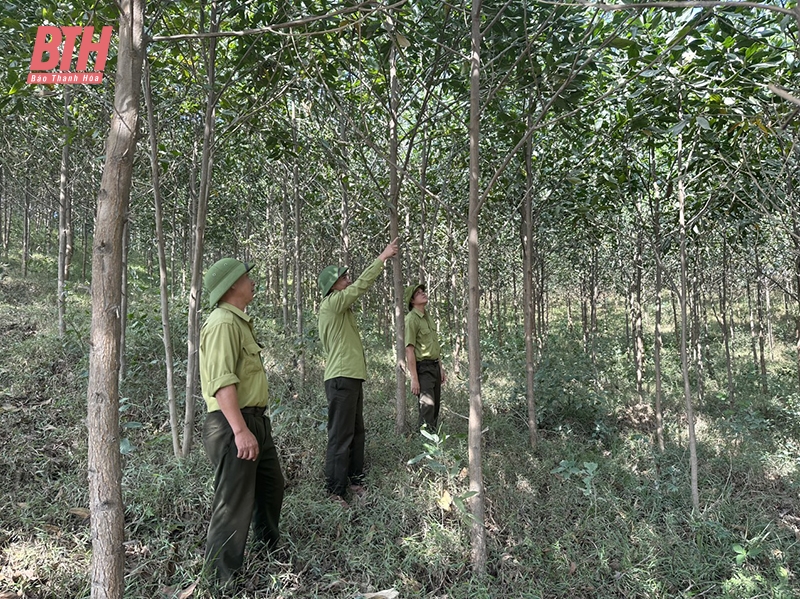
[[120, 438, 134, 455], [407, 453, 427, 465]]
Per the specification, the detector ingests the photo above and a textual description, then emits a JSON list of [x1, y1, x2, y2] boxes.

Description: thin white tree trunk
[[467, 0, 486, 574], [677, 130, 700, 514], [144, 58, 181, 458], [58, 88, 71, 337], [389, 38, 406, 435], [522, 124, 538, 450], [183, 6, 219, 457]]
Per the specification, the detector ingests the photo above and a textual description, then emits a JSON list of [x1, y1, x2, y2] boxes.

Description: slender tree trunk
[[144, 58, 180, 458], [22, 184, 30, 277], [82, 215, 89, 282], [281, 180, 289, 330], [292, 109, 305, 390], [183, 6, 220, 457], [467, 0, 486, 573], [633, 213, 644, 405], [389, 37, 406, 436], [720, 234, 735, 404], [1, 173, 10, 261], [755, 250, 768, 393], [449, 221, 462, 378], [339, 117, 351, 267], [522, 127, 538, 450], [691, 252, 704, 407], [650, 142, 665, 451], [418, 137, 428, 281], [87, 1, 145, 596], [793, 215, 800, 389], [677, 129, 700, 514], [747, 280, 759, 374], [764, 279, 774, 357], [58, 89, 71, 337]]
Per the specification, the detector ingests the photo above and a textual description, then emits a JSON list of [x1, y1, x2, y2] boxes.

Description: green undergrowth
[[1, 269, 798, 598]]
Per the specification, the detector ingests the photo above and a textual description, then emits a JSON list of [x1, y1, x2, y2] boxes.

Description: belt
[[418, 359, 439, 366], [240, 406, 267, 417]]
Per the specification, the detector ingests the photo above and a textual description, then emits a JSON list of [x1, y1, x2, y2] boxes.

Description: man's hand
[[216, 384, 260, 461], [410, 377, 420, 395], [441, 367, 446, 385], [379, 238, 399, 261], [234, 428, 260, 461]]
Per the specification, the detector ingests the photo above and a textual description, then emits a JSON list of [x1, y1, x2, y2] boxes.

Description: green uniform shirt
[[199, 302, 268, 412], [318, 258, 385, 381], [404, 308, 441, 361]]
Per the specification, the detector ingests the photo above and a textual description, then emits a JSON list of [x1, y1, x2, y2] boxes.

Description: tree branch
[[150, 1, 408, 43]]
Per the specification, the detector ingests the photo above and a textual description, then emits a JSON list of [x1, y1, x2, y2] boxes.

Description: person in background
[[317, 238, 399, 507], [404, 283, 445, 431], [199, 258, 284, 583]]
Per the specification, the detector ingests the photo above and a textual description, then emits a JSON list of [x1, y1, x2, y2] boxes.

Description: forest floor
[[0, 264, 799, 598]]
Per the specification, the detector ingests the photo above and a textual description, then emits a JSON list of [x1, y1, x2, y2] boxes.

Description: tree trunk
[[87, 1, 145, 596], [755, 250, 768, 393], [144, 58, 180, 458], [467, 0, 486, 574], [691, 251, 704, 407], [82, 215, 89, 282], [58, 89, 71, 337], [22, 183, 30, 277], [677, 128, 700, 514], [292, 108, 305, 390], [281, 181, 289, 330], [389, 37, 406, 436], [793, 214, 800, 389], [418, 137, 429, 281], [720, 234, 735, 404], [522, 125, 537, 450], [649, 141, 665, 451], [746, 279, 759, 375], [633, 213, 644, 405], [339, 117, 351, 268], [183, 5, 220, 457]]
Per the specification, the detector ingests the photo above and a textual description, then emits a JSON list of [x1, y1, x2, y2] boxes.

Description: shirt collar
[[217, 302, 251, 322]]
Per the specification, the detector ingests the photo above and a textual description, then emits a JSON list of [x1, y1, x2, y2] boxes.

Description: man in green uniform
[[404, 283, 445, 430], [317, 238, 398, 507], [199, 258, 284, 583]]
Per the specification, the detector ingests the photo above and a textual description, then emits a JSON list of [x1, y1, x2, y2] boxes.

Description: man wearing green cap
[[199, 258, 284, 583], [404, 283, 445, 430], [317, 238, 398, 507]]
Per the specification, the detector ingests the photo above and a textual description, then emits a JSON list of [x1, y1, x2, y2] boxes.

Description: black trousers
[[324, 376, 365, 496], [416, 359, 442, 430], [202, 410, 284, 582]]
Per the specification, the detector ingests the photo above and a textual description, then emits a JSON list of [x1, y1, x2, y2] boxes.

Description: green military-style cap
[[404, 283, 425, 312], [318, 265, 348, 297], [204, 258, 253, 307]]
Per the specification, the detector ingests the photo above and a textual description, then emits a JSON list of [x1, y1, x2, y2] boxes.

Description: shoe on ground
[[329, 494, 349, 508], [349, 484, 367, 499]]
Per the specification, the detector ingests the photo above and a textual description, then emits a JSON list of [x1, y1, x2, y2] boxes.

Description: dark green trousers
[[202, 410, 284, 582], [416, 359, 441, 430], [324, 376, 365, 496]]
